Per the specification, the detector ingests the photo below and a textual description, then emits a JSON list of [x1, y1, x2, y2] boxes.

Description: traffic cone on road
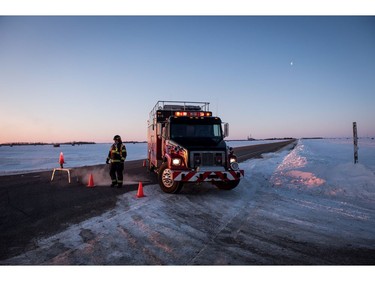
[[136, 181, 145, 198], [59, 152, 65, 168], [87, 174, 95, 188]]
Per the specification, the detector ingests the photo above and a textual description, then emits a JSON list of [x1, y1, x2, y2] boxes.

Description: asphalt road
[[0, 140, 296, 262]]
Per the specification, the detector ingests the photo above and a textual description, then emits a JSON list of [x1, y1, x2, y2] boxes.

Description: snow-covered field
[[264, 138, 375, 202], [3, 139, 375, 277], [0, 140, 283, 175], [246, 138, 375, 250]]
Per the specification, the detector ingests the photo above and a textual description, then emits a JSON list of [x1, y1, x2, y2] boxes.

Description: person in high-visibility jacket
[[106, 135, 127, 187]]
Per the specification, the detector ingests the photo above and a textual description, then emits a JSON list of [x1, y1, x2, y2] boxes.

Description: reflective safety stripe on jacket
[[107, 143, 127, 163]]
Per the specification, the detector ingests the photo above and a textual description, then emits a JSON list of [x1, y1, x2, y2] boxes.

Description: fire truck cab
[[147, 101, 244, 193]]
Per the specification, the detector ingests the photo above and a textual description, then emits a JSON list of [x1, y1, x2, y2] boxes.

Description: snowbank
[[269, 139, 375, 201]]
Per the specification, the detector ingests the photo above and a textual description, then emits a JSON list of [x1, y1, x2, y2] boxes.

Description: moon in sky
[[290, 61, 294, 66]]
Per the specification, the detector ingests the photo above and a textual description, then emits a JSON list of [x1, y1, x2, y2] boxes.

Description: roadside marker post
[[353, 122, 358, 164]]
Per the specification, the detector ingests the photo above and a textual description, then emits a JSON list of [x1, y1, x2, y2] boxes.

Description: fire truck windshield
[[170, 117, 223, 145]]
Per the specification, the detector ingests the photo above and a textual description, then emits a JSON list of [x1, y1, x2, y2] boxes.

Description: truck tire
[[158, 163, 183, 194], [214, 180, 240, 190]]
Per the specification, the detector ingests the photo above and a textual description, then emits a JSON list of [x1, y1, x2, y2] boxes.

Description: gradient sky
[[0, 16, 374, 143]]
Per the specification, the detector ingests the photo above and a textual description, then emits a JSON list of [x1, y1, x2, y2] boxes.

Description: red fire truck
[[147, 101, 244, 193]]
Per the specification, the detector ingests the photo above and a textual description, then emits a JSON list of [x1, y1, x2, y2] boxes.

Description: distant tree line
[[0, 141, 149, 146], [0, 141, 96, 147], [228, 137, 295, 141]]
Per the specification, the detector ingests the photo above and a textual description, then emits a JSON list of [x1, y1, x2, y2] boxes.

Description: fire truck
[[147, 101, 244, 193]]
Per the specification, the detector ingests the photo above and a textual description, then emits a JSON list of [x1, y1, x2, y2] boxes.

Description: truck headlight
[[172, 158, 182, 166], [229, 156, 237, 163], [229, 156, 239, 170]]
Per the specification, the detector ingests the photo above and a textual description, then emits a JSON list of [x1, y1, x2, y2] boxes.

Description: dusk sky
[[1, 15, 374, 143]]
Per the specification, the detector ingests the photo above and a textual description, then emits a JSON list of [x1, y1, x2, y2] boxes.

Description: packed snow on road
[[4, 138, 375, 266]]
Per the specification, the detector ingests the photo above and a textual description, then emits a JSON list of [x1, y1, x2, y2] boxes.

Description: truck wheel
[[214, 180, 240, 190], [158, 163, 183, 194]]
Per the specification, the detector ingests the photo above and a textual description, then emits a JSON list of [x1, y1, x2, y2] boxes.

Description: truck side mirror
[[224, 123, 229, 138]]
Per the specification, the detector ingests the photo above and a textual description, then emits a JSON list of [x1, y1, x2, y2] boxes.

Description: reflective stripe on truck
[[173, 170, 244, 182]]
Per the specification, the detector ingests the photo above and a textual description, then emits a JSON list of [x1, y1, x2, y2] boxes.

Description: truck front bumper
[[173, 170, 244, 183]]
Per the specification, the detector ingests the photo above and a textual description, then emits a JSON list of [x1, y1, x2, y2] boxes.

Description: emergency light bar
[[175, 111, 212, 117]]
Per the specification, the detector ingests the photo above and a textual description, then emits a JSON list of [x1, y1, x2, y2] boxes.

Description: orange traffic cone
[[136, 181, 145, 198], [59, 152, 65, 168], [87, 174, 95, 188]]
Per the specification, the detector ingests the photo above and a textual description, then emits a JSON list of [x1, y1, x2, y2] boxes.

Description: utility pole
[[353, 122, 358, 164]]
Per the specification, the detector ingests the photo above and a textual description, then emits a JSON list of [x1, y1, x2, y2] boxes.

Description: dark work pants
[[109, 162, 124, 185]]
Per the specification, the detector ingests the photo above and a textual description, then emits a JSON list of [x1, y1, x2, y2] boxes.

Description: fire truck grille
[[190, 151, 225, 168], [202, 153, 214, 166]]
